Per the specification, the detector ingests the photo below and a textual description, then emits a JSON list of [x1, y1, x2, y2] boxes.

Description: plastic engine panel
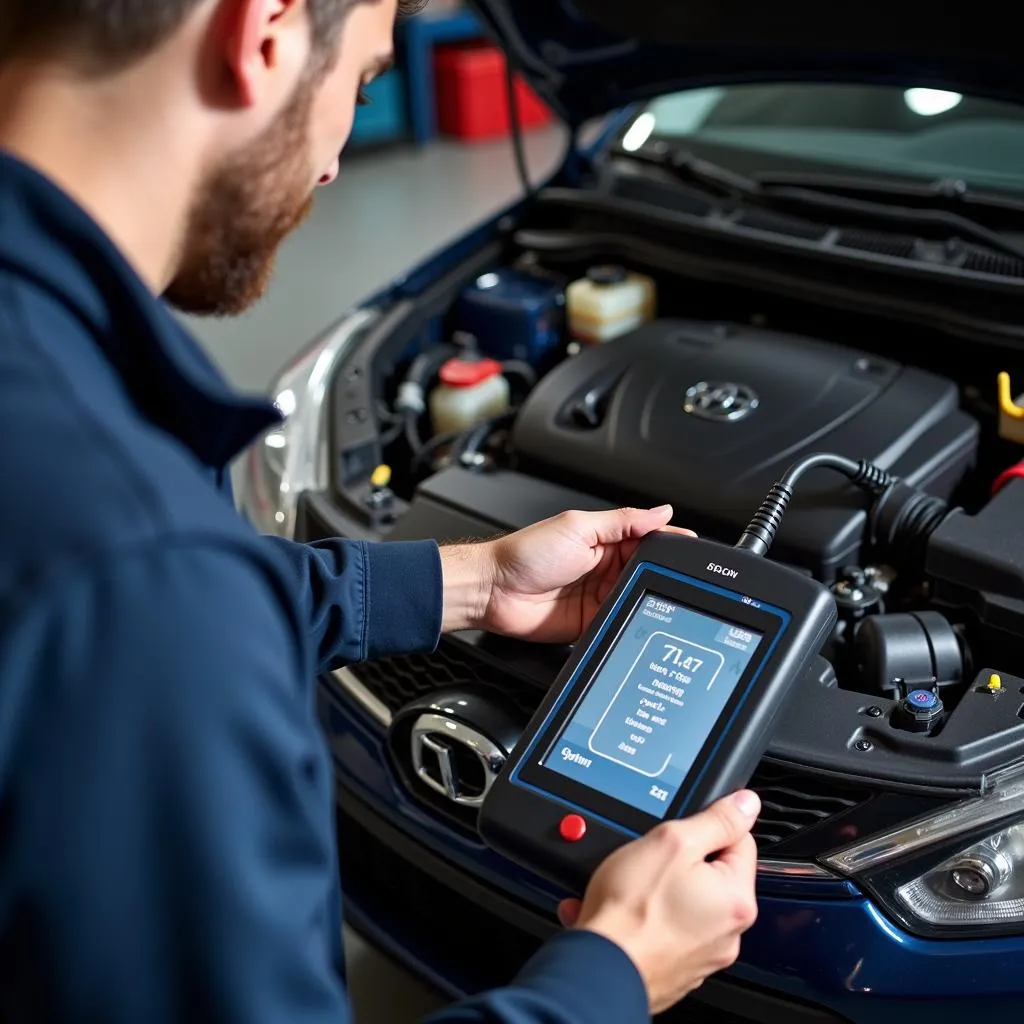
[[512, 319, 980, 579]]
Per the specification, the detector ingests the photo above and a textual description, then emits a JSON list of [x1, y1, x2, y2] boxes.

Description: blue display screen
[[540, 592, 764, 819]]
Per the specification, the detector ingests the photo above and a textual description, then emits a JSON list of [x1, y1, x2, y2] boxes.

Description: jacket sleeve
[[0, 541, 353, 1024], [426, 931, 650, 1024], [0, 540, 651, 1024], [262, 535, 443, 671]]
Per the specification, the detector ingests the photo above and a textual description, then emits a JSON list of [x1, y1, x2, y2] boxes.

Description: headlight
[[824, 774, 1024, 938], [237, 306, 380, 537], [895, 823, 1024, 927]]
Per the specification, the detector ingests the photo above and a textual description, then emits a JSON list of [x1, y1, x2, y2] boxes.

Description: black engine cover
[[512, 319, 979, 578]]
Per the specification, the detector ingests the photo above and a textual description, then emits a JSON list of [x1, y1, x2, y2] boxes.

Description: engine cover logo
[[683, 381, 759, 422]]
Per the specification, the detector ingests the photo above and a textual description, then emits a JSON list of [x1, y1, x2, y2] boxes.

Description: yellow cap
[[988, 673, 1002, 691], [371, 464, 392, 489], [998, 373, 1024, 420]]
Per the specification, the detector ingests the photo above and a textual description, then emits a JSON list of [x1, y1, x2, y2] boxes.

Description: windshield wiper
[[755, 170, 1024, 218], [755, 178, 1024, 264], [619, 141, 762, 198], [622, 141, 1024, 265]]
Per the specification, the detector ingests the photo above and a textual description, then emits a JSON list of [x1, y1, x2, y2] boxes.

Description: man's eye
[[357, 88, 372, 107]]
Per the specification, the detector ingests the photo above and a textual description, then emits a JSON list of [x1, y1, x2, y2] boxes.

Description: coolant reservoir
[[429, 356, 511, 436], [566, 265, 656, 343]]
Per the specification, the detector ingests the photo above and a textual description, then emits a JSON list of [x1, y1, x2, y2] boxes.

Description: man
[[0, 1, 761, 1022]]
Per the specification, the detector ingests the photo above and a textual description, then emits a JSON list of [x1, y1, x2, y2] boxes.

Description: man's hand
[[561, 790, 761, 1016], [439, 506, 693, 642]]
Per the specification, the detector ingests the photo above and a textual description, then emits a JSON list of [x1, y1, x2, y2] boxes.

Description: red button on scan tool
[[559, 813, 587, 842]]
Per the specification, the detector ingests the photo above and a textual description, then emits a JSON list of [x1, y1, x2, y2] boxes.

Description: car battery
[[456, 269, 565, 364]]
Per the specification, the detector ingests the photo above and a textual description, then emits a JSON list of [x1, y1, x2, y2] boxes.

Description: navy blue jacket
[[0, 152, 649, 1024]]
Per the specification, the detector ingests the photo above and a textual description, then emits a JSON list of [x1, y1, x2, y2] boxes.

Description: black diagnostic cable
[[735, 453, 893, 556], [734, 452, 951, 570]]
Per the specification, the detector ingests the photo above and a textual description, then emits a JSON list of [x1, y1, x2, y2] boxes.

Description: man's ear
[[220, 0, 310, 108]]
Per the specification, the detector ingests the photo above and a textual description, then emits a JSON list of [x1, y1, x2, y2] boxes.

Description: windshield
[[621, 84, 1024, 194]]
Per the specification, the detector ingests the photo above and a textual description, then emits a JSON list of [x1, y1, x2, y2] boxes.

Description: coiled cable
[[735, 453, 895, 557]]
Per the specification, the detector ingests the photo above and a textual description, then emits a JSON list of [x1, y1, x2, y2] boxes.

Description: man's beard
[[164, 77, 318, 317]]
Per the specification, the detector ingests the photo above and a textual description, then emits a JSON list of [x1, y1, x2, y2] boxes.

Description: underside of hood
[[469, 0, 1022, 128]]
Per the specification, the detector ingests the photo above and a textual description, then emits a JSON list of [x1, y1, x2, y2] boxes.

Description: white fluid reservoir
[[566, 265, 657, 344], [429, 356, 511, 437]]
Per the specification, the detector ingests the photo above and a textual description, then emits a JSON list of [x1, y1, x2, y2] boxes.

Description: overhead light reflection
[[904, 88, 963, 116], [274, 388, 297, 417], [622, 112, 657, 151]]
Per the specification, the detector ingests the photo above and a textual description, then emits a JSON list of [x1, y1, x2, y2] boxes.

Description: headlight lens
[[237, 306, 380, 537], [824, 774, 1024, 937], [895, 821, 1024, 928]]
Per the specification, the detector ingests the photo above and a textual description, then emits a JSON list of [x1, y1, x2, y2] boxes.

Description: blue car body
[[239, 3, 1024, 1020], [321, 683, 1024, 1022]]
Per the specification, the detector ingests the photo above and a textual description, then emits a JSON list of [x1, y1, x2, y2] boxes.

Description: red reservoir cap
[[438, 357, 503, 388]]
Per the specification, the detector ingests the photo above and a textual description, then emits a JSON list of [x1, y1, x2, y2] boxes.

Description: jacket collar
[[0, 150, 281, 469]]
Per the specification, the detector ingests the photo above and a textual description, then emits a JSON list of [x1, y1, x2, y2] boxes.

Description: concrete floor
[[187, 126, 565, 1023]]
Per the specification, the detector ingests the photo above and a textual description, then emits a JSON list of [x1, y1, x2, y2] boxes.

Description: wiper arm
[[621, 141, 761, 198], [757, 178, 1024, 264], [756, 170, 1024, 217], [622, 141, 1024, 264]]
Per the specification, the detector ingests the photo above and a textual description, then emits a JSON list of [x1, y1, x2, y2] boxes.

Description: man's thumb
[[685, 790, 761, 856], [617, 504, 677, 537]]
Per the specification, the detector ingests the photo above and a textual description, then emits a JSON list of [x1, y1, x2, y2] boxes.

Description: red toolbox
[[434, 43, 552, 141]]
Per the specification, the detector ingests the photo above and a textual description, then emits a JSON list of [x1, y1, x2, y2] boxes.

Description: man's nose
[[319, 157, 340, 186]]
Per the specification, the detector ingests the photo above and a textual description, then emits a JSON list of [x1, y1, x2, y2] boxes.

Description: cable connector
[[395, 381, 425, 415], [735, 452, 894, 558], [869, 479, 952, 573], [735, 483, 794, 556], [847, 459, 892, 496]]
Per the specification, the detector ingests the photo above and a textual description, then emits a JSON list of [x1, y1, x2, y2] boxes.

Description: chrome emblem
[[683, 381, 759, 422], [409, 713, 507, 808]]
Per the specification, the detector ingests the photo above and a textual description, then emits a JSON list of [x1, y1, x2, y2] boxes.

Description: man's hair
[[0, 0, 424, 72]]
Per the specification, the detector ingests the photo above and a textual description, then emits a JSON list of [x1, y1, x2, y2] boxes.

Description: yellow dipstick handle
[[998, 372, 1024, 420], [988, 673, 1002, 692], [371, 464, 392, 489]]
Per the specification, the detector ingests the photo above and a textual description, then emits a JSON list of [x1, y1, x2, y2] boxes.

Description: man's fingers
[[557, 898, 583, 928], [670, 790, 761, 859], [712, 831, 759, 879]]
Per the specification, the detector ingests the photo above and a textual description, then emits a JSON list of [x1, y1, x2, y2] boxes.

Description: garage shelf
[[400, 7, 485, 144]]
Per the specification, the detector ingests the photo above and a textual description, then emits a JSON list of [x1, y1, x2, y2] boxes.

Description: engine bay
[[317, 228, 1024, 794], [512, 317, 977, 580]]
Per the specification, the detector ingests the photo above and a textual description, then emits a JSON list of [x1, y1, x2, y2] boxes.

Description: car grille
[[350, 640, 544, 719], [338, 790, 852, 1023], [347, 643, 873, 852]]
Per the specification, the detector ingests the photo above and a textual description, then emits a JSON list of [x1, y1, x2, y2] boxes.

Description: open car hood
[[469, 0, 1023, 128]]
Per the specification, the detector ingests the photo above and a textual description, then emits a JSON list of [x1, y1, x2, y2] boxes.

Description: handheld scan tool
[[479, 454, 897, 892]]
